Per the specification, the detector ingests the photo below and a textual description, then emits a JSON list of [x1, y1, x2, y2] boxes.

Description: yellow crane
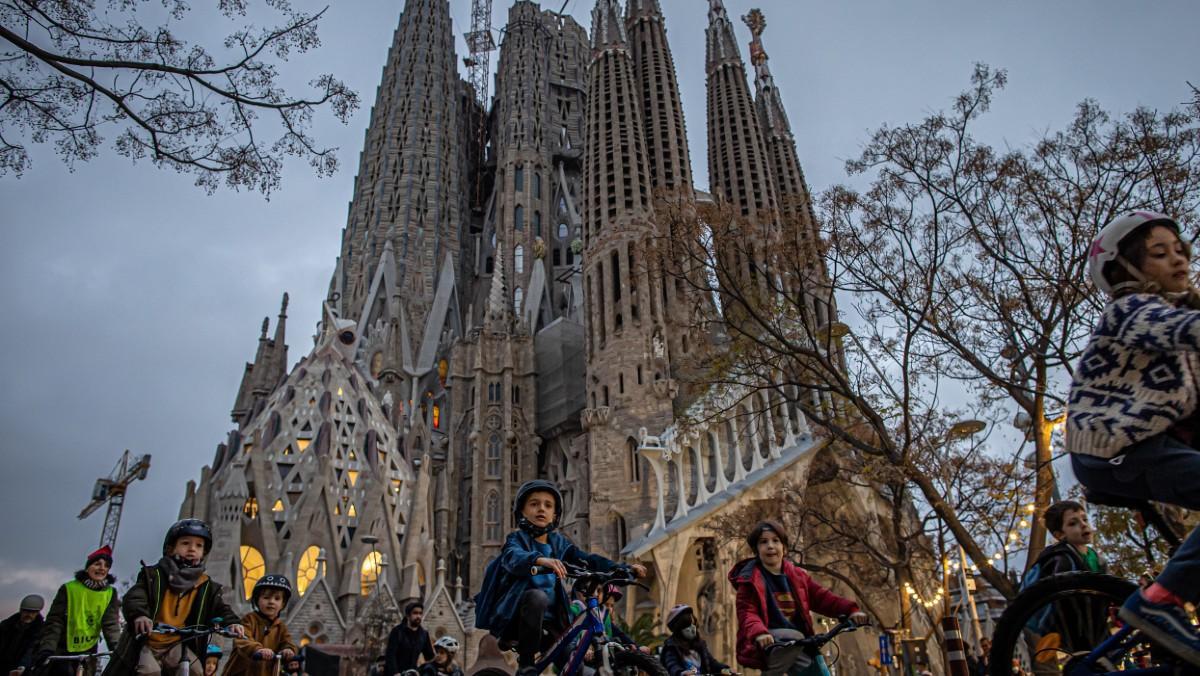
[[77, 450, 151, 548]]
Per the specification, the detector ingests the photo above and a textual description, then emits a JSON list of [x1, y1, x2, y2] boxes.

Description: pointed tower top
[[260, 317, 270, 340], [591, 0, 628, 52], [706, 0, 742, 72], [625, 0, 662, 19], [486, 247, 508, 325], [744, 8, 794, 140], [279, 292, 290, 317]]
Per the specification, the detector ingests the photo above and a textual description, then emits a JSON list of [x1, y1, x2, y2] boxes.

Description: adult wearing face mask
[[660, 605, 730, 676]]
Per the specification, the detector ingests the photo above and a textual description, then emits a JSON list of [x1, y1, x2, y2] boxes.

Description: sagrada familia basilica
[[179, 0, 896, 669]]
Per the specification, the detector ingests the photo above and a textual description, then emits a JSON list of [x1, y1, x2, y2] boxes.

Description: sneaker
[[1117, 591, 1200, 667]]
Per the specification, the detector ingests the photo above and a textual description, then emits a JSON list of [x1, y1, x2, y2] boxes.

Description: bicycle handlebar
[[44, 654, 112, 663], [151, 622, 240, 639], [770, 616, 861, 651]]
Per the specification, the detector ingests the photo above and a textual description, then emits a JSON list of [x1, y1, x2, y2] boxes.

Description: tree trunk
[[1025, 418, 1056, 569]]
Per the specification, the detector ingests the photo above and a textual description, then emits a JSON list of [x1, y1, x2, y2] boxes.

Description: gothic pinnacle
[[591, 0, 628, 52], [705, 0, 742, 73]]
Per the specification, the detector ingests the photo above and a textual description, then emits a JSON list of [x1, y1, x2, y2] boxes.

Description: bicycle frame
[[532, 596, 608, 676], [1063, 625, 1174, 676]]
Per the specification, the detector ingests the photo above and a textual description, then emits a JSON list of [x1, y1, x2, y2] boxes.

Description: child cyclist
[[728, 521, 868, 676], [221, 576, 297, 676], [417, 637, 462, 676], [101, 519, 245, 676], [473, 480, 646, 676], [1070, 210, 1200, 667], [35, 546, 121, 676]]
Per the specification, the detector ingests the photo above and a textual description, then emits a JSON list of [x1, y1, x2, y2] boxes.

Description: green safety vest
[[64, 580, 114, 653]]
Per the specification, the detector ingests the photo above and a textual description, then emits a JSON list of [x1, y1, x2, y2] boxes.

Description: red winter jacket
[[727, 558, 859, 669]]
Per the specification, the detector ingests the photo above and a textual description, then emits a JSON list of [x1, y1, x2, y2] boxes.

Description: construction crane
[[463, 0, 496, 210], [78, 450, 151, 548]]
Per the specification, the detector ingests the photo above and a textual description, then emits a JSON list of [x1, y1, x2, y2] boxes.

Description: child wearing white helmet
[[1069, 210, 1200, 666], [417, 637, 461, 676]]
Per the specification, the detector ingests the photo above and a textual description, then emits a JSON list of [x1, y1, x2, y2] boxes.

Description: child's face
[[434, 648, 451, 667], [1136, 225, 1191, 293], [204, 658, 219, 676], [755, 529, 784, 568], [521, 491, 557, 528], [257, 588, 286, 619], [1054, 508, 1093, 549], [171, 535, 207, 564], [86, 558, 110, 582]]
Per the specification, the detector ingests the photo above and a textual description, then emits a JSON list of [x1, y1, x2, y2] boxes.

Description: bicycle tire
[[609, 647, 668, 676], [988, 572, 1137, 676]]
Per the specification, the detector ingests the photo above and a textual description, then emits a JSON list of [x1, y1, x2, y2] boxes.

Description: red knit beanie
[[87, 545, 113, 567]]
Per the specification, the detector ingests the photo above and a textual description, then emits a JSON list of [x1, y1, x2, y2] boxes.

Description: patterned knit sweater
[[1067, 293, 1200, 458]]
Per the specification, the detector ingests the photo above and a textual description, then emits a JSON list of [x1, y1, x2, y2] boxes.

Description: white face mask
[[680, 625, 698, 640]]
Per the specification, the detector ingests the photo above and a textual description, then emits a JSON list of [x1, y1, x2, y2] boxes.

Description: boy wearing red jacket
[[728, 521, 869, 676]]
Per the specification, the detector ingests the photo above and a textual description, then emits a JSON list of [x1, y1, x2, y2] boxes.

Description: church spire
[[591, 0, 628, 52], [744, 8, 820, 252], [626, 0, 692, 194], [705, 0, 741, 74]]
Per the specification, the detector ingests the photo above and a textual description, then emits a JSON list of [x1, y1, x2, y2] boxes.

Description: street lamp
[[948, 420, 986, 440]]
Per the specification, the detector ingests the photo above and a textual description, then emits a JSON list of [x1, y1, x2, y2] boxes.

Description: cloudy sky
[[1, 0, 1196, 611]]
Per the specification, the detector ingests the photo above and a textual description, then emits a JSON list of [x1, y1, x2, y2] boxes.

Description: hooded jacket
[[37, 571, 121, 657], [726, 558, 858, 669], [472, 530, 618, 637], [221, 611, 298, 676], [660, 634, 728, 676], [101, 560, 236, 676]]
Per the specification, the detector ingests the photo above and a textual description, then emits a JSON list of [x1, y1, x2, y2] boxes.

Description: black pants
[[508, 590, 552, 668]]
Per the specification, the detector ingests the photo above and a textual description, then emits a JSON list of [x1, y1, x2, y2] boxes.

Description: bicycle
[[760, 616, 861, 676], [148, 622, 242, 676], [40, 652, 111, 676], [988, 489, 1190, 675], [526, 563, 666, 676]]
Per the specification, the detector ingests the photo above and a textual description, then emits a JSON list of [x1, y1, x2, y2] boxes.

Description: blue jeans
[[1071, 433, 1200, 601]]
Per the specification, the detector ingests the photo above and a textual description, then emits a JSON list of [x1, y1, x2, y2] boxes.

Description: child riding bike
[[728, 521, 868, 676], [221, 575, 297, 676], [472, 480, 646, 676], [35, 547, 121, 676], [101, 519, 244, 676], [1069, 210, 1200, 667]]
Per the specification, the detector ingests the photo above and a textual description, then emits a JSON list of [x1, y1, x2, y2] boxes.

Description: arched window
[[514, 287, 523, 316], [514, 245, 524, 272], [239, 545, 265, 600], [515, 205, 524, 231], [534, 211, 541, 237], [485, 491, 501, 541], [242, 497, 259, 519], [628, 437, 641, 482], [360, 551, 382, 596], [486, 435, 502, 478], [558, 223, 568, 240], [515, 165, 524, 192], [296, 546, 323, 596], [534, 173, 542, 199]]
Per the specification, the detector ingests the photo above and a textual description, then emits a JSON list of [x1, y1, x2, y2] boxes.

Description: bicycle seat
[[1082, 488, 1152, 511]]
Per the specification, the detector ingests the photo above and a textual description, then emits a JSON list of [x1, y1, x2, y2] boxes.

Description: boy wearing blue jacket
[[473, 481, 645, 675]]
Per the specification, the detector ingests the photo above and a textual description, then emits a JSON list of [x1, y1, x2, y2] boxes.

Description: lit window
[[296, 546, 322, 596], [348, 503, 357, 518], [272, 499, 285, 512], [296, 439, 310, 452], [240, 546, 265, 600], [348, 470, 360, 487], [243, 497, 259, 519], [432, 405, 440, 429], [361, 551, 382, 596]]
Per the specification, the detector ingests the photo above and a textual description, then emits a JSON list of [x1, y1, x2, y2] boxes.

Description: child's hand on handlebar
[[227, 624, 246, 638], [255, 649, 275, 661], [279, 649, 295, 661], [535, 557, 568, 578], [754, 633, 774, 648], [848, 612, 870, 627], [133, 617, 153, 636]]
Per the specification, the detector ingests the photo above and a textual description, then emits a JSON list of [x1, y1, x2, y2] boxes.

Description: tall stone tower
[[704, 0, 778, 221], [625, 0, 692, 197], [582, 0, 677, 557]]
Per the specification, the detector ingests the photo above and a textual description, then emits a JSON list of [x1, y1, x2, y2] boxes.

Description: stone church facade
[[179, 0, 897, 671]]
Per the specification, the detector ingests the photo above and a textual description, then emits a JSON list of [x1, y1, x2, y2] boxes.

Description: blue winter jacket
[[473, 530, 619, 636]]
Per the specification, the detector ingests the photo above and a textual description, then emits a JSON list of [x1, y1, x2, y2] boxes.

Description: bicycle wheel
[[608, 647, 667, 676], [988, 572, 1169, 676]]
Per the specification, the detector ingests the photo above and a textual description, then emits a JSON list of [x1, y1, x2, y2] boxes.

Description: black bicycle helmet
[[163, 518, 213, 556], [252, 574, 294, 609], [513, 480, 563, 522]]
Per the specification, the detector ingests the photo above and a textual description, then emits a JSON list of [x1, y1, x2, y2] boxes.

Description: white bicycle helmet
[[433, 636, 460, 654], [1088, 210, 1181, 295]]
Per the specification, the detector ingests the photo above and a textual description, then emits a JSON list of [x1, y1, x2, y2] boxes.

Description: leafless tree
[[1, 0, 359, 194], [653, 65, 1200, 599]]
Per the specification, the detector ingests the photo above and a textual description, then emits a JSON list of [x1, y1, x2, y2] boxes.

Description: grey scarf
[[158, 556, 206, 594]]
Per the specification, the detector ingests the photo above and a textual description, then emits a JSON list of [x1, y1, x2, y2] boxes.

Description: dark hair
[[1043, 500, 1086, 535], [746, 519, 789, 553], [1103, 220, 1191, 294], [404, 601, 424, 616]]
